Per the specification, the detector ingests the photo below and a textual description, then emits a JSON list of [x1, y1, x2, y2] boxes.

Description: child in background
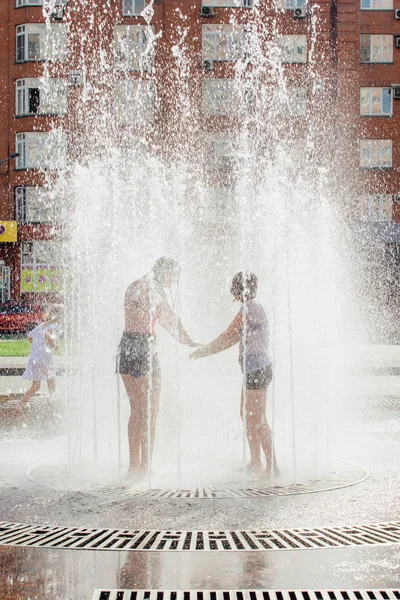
[[18, 306, 63, 415]]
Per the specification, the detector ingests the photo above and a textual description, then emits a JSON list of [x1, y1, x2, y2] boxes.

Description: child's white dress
[[23, 323, 62, 382]]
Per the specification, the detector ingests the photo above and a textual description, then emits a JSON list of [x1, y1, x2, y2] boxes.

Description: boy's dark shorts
[[116, 332, 160, 378]]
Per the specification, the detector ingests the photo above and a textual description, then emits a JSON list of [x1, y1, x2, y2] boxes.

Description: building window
[[202, 79, 237, 116], [361, 0, 392, 9], [16, 24, 68, 63], [16, 130, 67, 170], [202, 79, 254, 116], [279, 87, 307, 117], [359, 139, 392, 168], [16, 78, 67, 116], [204, 133, 237, 169], [201, 187, 235, 224], [114, 79, 155, 124], [15, 186, 56, 223], [16, 0, 42, 6], [202, 0, 253, 6], [114, 25, 153, 71], [360, 35, 393, 63], [275, 35, 307, 63], [0, 266, 11, 304], [360, 87, 392, 116], [360, 194, 393, 221], [123, 0, 146, 15], [21, 241, 62, 294], [276, 0, 306, 8], [202, 25, 246, 62]]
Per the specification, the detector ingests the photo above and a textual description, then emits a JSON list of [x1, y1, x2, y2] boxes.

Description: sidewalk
[[0, 355, 64, 371]]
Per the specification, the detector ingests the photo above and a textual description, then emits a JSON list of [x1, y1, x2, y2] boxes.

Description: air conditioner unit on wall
[[50, 2, 65, 19], [394, 87, 400, 99], [393, 194, 400, 203], [201, 6, 215, 17], [242, 0, 254, 7], [395, 8, 400, 18], [68, 71, 83, 86], [202, 59, 214, 71], [293, 7, 306, 18], [395, 35, 400, 48]]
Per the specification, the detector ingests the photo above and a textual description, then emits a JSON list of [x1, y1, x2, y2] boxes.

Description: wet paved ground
[[0, 344, 399, 598], [1, 544, 400, 600]]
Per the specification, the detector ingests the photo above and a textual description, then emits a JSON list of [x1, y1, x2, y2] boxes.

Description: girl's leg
[[122, 374, 147, 475], [47, 379, 56, 420], [47, 379, 56, 401], [256, 386, 279, 476], [259, 413, 279, 475], [21, 381, 41, 406], [244, 389, 264, 469]]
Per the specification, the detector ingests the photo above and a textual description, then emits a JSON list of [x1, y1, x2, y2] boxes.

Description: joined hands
[[190, 345, 209, 359]]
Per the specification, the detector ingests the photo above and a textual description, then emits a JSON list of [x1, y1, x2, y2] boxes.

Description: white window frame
[[16, 78, 67, 116], [15, 130, 68, 171], [15, 186, 55, 223], [276, 0, 306, 9], [202, 78, 254, 116], [202, 24, 246, 62], [202, 0, 253, 6], [202, 79, 237, 116], [360, 34, 393, 63], [16, 24, 68, 63], [360, 194, 393, 221], [16, 0, 42, 5], [122, 0, 146, 16], [360, 0, 392, 10], [275, 35, 307, 63], [114, 25, 153, 71], [204, 133, 237, 169], [359, 139, 392, 169], [279, 87, 307, 117], [360, 87, 392, 116], [114, 79, 155, 124]]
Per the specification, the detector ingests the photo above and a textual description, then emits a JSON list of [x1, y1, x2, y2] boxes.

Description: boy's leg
[[122, 374, 145, 475], [140, 370, 161, 473]]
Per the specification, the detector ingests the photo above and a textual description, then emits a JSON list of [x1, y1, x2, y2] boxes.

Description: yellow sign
[[21, 267, 62, 293], [0, 221, 17, 243]]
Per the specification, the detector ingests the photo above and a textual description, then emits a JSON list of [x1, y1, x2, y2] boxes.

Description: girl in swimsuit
[[117, 257, 199, 480], [191, 271, 279, 478]]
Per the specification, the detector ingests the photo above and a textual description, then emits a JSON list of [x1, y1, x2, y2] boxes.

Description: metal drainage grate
[[0, 521, 400, 551], [91, 590, 400, 600], [27, 463, 369, 500]]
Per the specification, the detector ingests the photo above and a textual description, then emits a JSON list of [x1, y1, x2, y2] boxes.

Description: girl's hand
[[190, 346, 209, 359]]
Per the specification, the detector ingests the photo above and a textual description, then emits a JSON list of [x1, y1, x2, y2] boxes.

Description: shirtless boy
[[117, 257, 198, 480]]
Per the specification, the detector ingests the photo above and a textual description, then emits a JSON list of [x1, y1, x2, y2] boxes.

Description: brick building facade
[[0, 0, 399, 306]]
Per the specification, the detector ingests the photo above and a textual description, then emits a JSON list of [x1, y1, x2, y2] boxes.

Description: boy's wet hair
[[231, 271, 258, 300], [152, 257, 180, 284]]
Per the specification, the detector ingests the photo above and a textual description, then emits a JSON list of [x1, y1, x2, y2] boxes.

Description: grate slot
[[91, 592, 400, 600]]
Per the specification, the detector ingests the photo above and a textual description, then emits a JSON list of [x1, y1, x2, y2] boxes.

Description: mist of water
[[29, 0, 363, 489]]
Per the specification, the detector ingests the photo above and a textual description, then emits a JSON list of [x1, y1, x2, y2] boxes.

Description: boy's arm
[[158, 300, 199, 347], [190, 312, 242, 359]]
